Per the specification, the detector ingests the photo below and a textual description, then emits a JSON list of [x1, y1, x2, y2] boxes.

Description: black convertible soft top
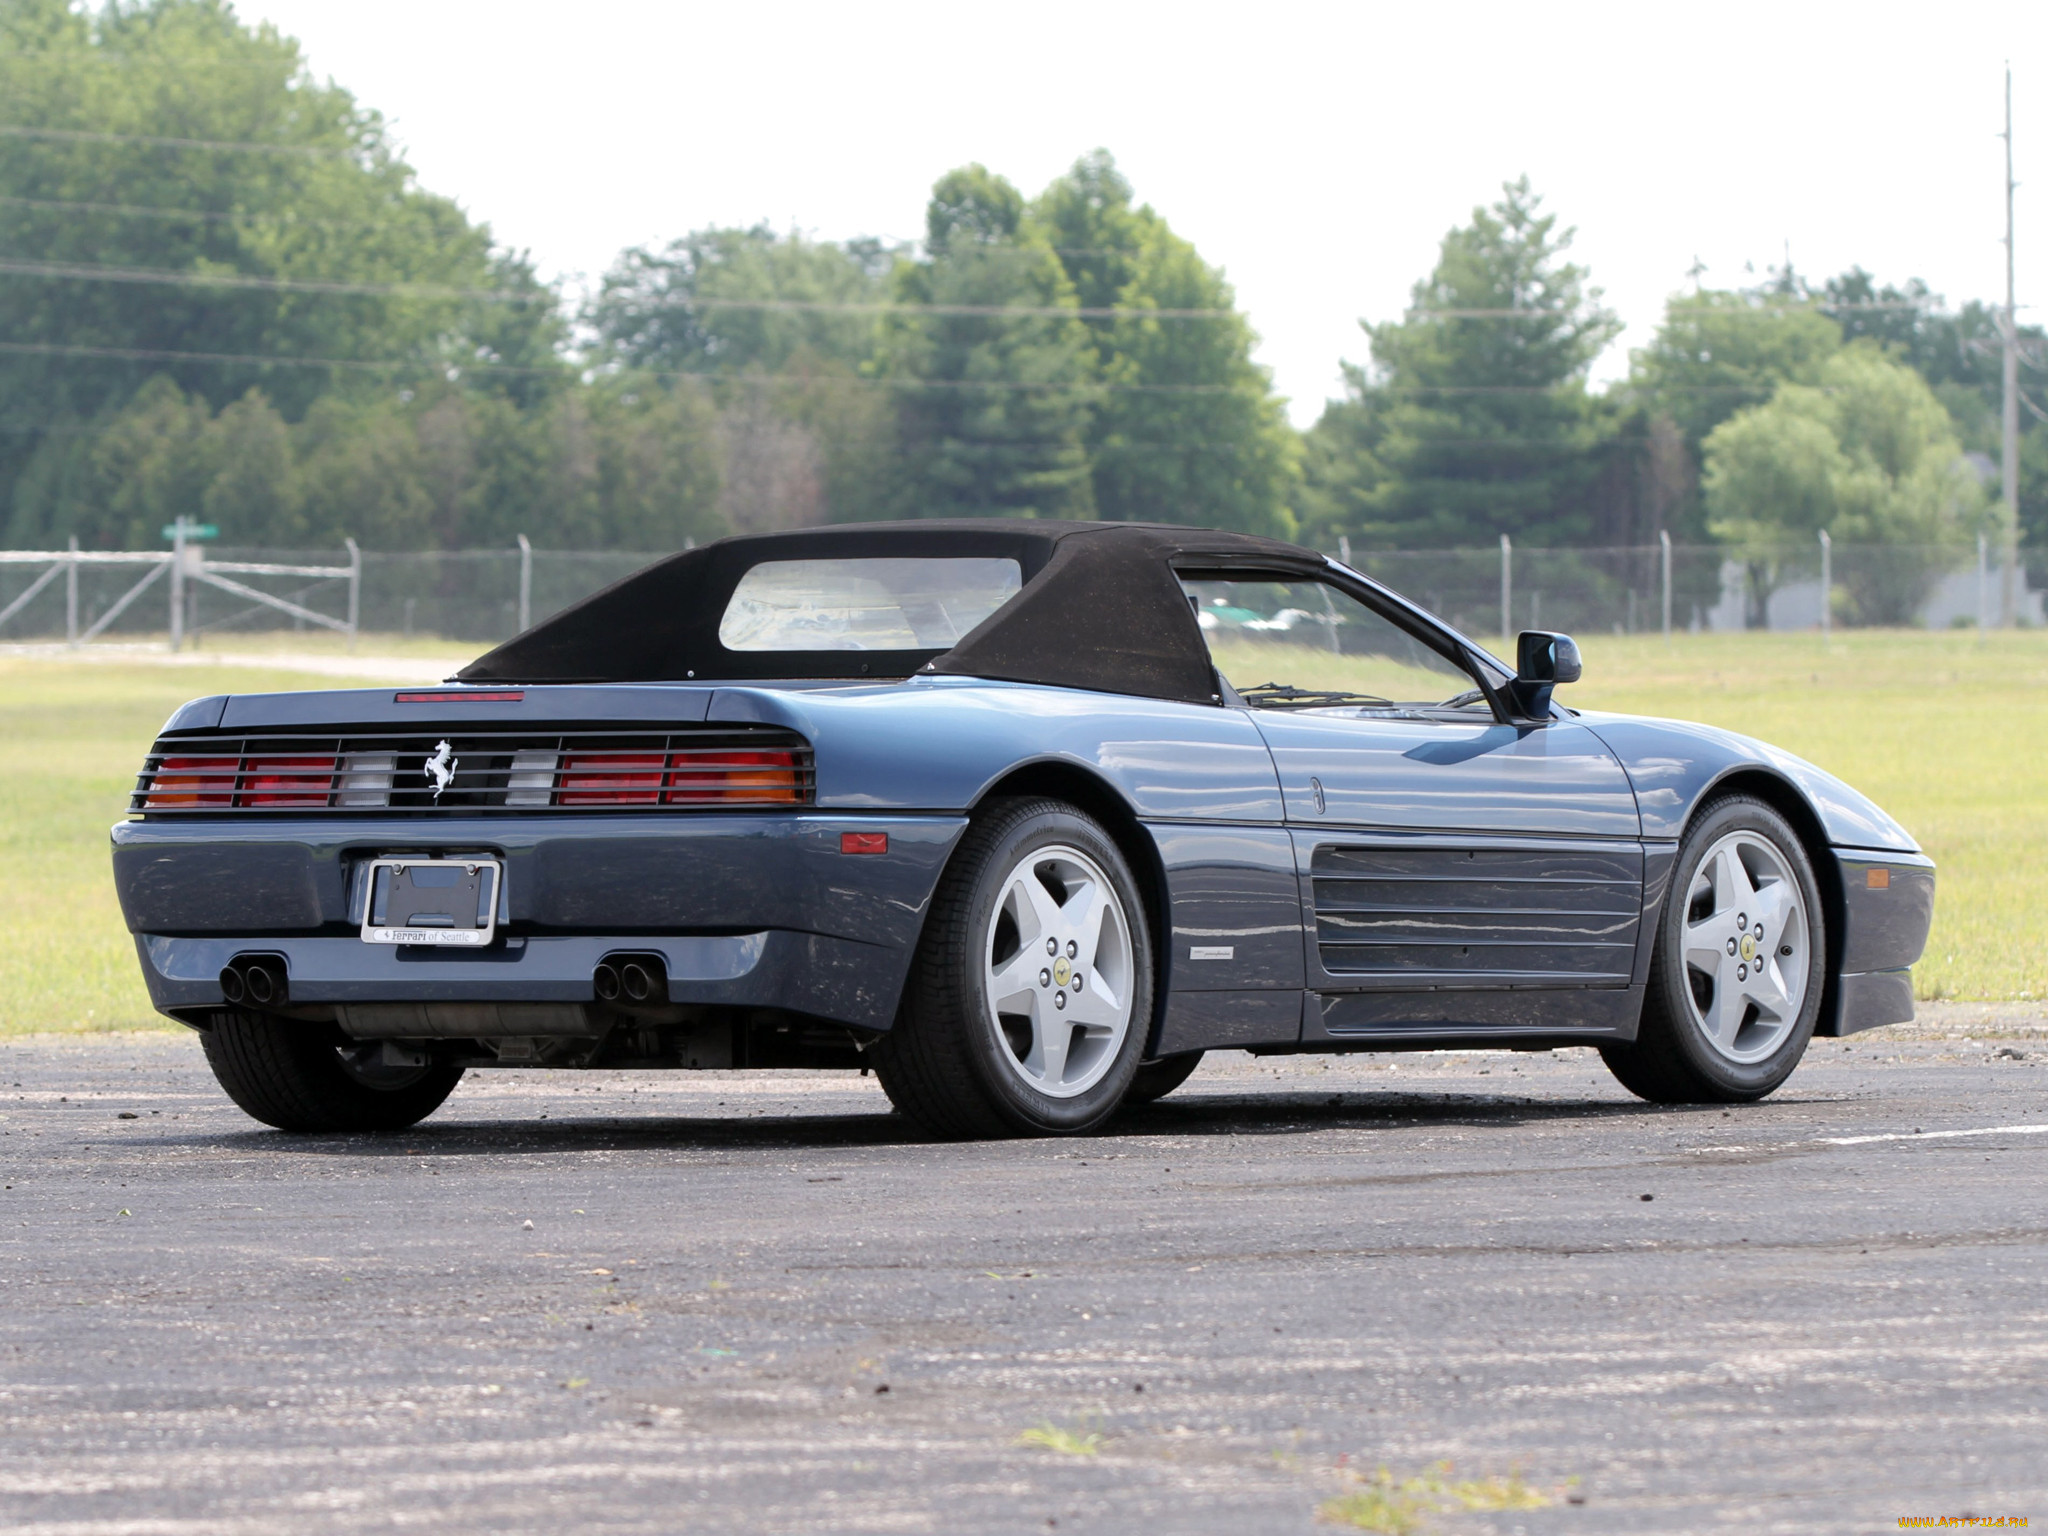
[[459, 521, 1327, 704]]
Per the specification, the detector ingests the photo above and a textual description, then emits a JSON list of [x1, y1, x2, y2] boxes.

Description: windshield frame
[[1175, 558, 1515, 722]]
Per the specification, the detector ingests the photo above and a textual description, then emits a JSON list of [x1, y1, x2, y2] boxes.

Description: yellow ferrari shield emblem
[[1053, 957, 1072, 986], [1739, 934, 1757, 963]]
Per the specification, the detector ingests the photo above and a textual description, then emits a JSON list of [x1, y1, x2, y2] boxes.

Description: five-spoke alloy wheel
[[874, 798, 1153, 1138], [1602, 796, 1827, 1103], [1677, 829, 1813, 1065], [982, 843, 1136, 1099]]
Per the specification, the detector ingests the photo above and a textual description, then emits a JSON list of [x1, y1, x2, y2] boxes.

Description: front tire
[[1601, 796, 1827, 1104], [201, 1011, 464, 1132], [873, 798, 1154, 1139]]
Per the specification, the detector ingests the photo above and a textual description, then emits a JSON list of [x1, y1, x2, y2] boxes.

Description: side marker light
[[1866, 867, 1890, 890], [840, 832, 888, 855]]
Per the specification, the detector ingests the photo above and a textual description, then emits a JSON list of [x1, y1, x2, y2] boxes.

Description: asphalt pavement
[[2, 1015, 2044, 1535]]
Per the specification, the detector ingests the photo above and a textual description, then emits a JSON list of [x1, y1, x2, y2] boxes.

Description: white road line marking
[[1819, 1124, 2048, 1147], [1685, 1124, 2048, 1155]]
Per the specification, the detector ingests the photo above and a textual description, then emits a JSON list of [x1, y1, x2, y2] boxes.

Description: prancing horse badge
[[424, 739, 458, 800]]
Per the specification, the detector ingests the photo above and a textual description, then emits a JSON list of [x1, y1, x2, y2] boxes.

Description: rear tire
[[873, 798, 1153, 1139], [1125, 1051, 1204, 1105], [201, 1011, 464, 1132], [1601, 796, 1826, 1104]]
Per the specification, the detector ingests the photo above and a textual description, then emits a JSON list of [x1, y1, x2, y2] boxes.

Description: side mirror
[[1517, 630, 1581, 685], [1509, 631, 1582, 717]]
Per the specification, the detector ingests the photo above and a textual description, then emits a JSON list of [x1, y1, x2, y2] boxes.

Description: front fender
[[1573, 712, 1918, 852]]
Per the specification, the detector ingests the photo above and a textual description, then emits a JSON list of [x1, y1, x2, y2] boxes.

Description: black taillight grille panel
[[131, 730, 815, 815]]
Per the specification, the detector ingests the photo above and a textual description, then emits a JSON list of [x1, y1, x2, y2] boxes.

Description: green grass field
[[1567, 630, 2048, 1004], [1, 628, 2041, 1033]]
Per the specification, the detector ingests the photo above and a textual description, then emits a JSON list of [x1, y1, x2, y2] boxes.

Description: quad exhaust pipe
[[222, 950, 664, 1012], [219, 955, 288, 1008], [593, 953, 666, 1006]]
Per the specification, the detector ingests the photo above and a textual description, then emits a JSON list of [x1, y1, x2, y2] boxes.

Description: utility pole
[[2002, 64, 2021, 626]]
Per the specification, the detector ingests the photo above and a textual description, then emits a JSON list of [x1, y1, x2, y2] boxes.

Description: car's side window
[[1180, 575, 1486, 711]]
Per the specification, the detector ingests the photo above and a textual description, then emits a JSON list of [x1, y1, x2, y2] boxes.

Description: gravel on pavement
[[2, 1014, 2044, 1535]]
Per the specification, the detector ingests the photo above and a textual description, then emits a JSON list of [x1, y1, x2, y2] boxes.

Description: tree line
[[2, 0, 2041, 584]]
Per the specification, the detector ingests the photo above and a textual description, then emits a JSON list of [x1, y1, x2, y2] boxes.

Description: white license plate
[[360, 857, 500, 947]]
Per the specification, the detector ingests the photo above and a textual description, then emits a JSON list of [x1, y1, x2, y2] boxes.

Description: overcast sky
[[236, 0, 2045, 425]]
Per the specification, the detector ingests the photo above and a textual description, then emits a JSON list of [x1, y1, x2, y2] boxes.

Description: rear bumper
[[114, 811, 967, 1031], [136, 927, 911, 1030], [1820, 848, 1936, 1037]]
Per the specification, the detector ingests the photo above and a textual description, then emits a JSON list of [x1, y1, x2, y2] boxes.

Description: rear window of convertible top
[[716, 556, 1023, 652]]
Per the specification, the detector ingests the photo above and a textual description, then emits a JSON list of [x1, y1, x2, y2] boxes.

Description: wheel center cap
[[1738, 934, 1758, 963], [1053, 957, 1072, 987]]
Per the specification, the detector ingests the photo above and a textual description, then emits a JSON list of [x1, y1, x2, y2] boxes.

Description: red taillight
[[551, 748, 804, 806], [664, 749, 803, 805], [139, 740, 806, 812], [557, 752, 665, 805], [145, 755, 239, 808], [239, 755, 338, 807]]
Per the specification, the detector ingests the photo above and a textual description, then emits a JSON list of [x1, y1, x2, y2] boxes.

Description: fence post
[[65, 536, 79, 647], [1977, 535, 1989, 640], [1818, 530, 1831, 644], [1499, 533, 1512, 643], [517, 534, 532, 634], [168, 518, 186, 652], [345, 537, 361, 653], [1659, 530, 1672, 642]]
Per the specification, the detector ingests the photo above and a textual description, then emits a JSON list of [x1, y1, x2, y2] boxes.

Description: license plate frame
[[359, 856, 500, 947]]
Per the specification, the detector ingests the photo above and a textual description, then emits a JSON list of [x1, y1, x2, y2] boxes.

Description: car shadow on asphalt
[[160, 1087, 1706, 1157]]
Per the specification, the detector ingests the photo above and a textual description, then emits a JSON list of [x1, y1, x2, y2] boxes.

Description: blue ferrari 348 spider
[[112, 521, 1934, 1138]]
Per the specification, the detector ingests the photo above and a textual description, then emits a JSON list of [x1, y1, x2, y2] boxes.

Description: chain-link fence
[[1335, 538, 2045, 640], [3, 536, 2042, 648], [0, 542, 656, 647]]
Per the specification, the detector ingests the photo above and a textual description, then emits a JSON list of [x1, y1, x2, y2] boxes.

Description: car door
[[1181, 571, 1645, 1038]]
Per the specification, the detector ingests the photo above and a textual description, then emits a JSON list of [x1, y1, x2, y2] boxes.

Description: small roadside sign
[[160, 522, 219, 540]]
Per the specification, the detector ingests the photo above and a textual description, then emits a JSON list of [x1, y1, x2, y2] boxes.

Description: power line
[[6, 198, 2031, 325], [0, 257, 1248, 317], [0, 339, 1241, 393], [0, 193, 411, 230], [0, 258, 542, 304], [31, 253, 1975, 326], [0, 123, 353, 157], [0, 203, 1173, 262], [0, 339, 505, 376], [12, 254, 2022, 323], [1666, 299, 2004, 314], [1392, 300, 2017, 318], [647, 296, 1241, 320], [0, 340, 1810, 404]]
